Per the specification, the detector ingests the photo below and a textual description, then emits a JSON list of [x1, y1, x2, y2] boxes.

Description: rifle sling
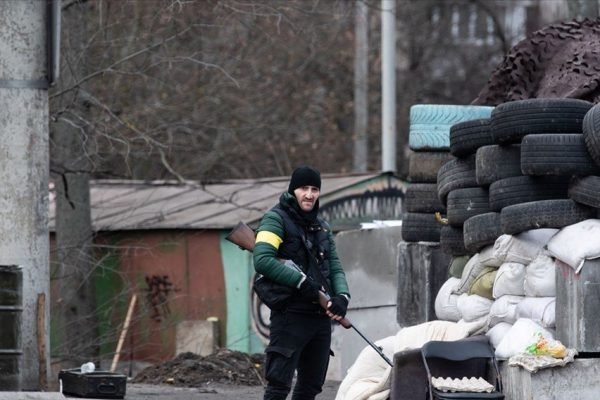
[[301, 232, 333, 297]]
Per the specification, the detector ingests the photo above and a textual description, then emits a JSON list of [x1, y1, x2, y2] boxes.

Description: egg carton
[[431, 376, 494, 393]]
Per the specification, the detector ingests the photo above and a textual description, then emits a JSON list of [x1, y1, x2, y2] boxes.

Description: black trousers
[[263, 309, 332, 400]]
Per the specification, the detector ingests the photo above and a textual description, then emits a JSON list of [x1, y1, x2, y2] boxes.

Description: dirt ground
[[95, 349, 342, 399], [133, 349, 266, 387], [124, 380, 342, 400]]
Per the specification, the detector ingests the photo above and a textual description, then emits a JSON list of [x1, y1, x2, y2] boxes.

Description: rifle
[[226, 221, 394, 367]]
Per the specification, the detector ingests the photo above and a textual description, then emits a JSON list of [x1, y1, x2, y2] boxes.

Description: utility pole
[[381, 0, 396, 173], [52, 4, 99, 367], [353, 0, 369, 173]]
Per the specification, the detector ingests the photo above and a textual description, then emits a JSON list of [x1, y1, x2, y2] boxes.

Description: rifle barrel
[[351, 325, 393, 367]]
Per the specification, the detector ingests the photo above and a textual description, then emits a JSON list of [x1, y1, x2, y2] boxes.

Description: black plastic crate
[[58, 369, 127, 399]]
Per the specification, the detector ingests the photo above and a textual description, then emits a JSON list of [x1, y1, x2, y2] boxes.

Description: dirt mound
[[133, 349, 266, 387]]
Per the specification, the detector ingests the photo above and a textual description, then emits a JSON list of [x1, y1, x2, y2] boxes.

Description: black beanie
[[288, 166, 321, 194]]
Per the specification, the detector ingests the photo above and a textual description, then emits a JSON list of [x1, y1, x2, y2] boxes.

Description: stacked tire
[[440, 118, 498, 256], [569, 102, 600, 213], [486, 99, 597, 235], [434, 98, 600, 257], [430, 98, 600, 355], [402, 104, 493, 244]]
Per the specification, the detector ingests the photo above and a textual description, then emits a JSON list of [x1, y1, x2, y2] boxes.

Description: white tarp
[[335, 320, 486, 400]]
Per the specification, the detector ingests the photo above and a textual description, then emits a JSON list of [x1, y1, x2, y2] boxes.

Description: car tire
[[490, 98, 592, 144], [409, 104, 493, 150], [401, 213, 442, 242], [488, 175, 570, 211], [500, 199, 595, 235], [437, 155, 477, 203], [463, 212, 502, 253], [521, 133, 600, 176], [449, 119, 493, 158], [583, 103, 600, 167], [405, 183, 446, 213], [569, 176, 600, 208], [408, 151, 454, 183], [475, 144, 521, 186], [440, 225, 468, 256], [447, 187, 490, 226]]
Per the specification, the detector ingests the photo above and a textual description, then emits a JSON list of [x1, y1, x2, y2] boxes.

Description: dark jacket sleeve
[[253, 211, 304, 287]]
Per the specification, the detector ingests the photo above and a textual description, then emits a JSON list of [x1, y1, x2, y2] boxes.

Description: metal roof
[[49, 173, 397, 231]]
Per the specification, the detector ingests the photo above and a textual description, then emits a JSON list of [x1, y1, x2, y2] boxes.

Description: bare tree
[[52, 1, 359, 181], [50, 0, 358, 366], [48, 0, 549, 366]]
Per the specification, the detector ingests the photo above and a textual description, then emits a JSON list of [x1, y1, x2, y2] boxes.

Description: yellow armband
[[256, 231, 283, 249]]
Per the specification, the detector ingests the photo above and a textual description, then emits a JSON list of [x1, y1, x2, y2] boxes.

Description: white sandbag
[[456, 293, 493, 322], [486, 322, 512, 349], [488, 295, 524, 327], [546, 219, 600, 273], [524, 254, 556, 297], [493, 229, 559, 265], [453, 254, 485, 295], [495, 318, 554, 359], [493, 262, 526, 298], [435, 278, 461, 322], [479, 244, 504, 267], [516, 297, 556, 328]]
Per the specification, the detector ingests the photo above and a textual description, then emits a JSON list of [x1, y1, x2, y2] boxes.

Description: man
[[254, 165, 351, 400]]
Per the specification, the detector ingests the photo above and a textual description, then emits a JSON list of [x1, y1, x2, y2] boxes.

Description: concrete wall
[[500, 358, 600, 400], [0, 1, 49, 390], [331, 226, 403, 379]]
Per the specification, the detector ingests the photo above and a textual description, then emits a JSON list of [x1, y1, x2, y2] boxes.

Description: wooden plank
[[37, 293, 47, 391], [110, 294, 137, 373]]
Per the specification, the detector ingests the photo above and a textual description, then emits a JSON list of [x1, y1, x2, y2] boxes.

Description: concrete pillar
[[0, 1, 49, 390], [556, 259, 600, 352], [396, 242, 450, 326]]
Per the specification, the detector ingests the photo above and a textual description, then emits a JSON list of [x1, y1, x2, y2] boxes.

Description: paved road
[[62, 381, 342, 400]]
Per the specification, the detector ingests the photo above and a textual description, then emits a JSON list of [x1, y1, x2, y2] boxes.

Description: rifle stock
[[226, 221, 256, 252]]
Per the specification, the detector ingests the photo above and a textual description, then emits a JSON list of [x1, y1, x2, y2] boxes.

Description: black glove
[[298, 278, 320, 301], [327, 295, 349, 317]]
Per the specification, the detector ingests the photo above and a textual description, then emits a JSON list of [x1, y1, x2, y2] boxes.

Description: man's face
[[293, 185, 320, 212]]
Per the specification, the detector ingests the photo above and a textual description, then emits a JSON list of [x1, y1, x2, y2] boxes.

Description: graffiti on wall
[[144, 274, 178, 322]]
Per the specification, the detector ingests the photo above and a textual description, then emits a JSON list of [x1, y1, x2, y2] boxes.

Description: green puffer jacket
[[253, 192, 350, 298]]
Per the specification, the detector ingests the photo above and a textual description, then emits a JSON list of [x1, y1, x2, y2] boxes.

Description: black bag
[[253, 274, 294, 310]]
